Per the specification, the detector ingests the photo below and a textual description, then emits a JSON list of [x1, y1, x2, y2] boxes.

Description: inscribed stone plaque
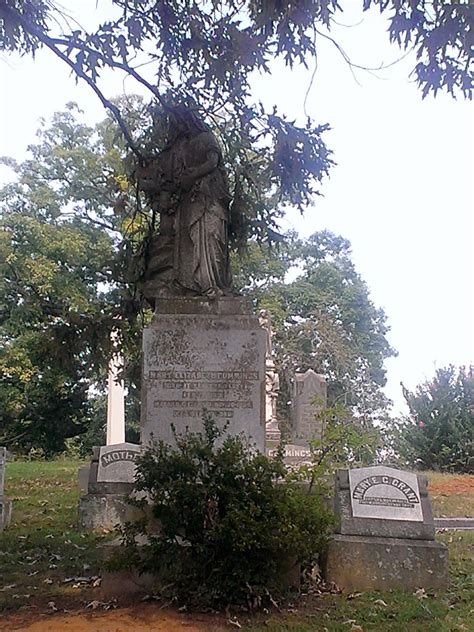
[[266, 444, 312, 467], [349, 466, 423, 522], [141, 298, 266, 450], [292, 370, 327, 443], [96, 443, 141, 483]]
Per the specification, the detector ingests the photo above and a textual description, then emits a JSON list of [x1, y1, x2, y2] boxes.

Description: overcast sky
[[1, 1, 473, 414]]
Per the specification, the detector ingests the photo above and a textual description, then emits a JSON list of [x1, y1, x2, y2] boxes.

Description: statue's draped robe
[[174, 130, 232, 295]]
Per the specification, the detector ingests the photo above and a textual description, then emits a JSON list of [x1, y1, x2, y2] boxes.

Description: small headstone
[[0, 447, 5, 497], [97, 443, 141, 484], [324, 465, 448, 591], [77, 465, 91, 493], [77, 443, 142, 532], [0, 447, 12, 531], [292, 369, 326, 444]]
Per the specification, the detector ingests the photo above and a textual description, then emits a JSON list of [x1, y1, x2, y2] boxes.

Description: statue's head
[[165, 103, 208, 138]]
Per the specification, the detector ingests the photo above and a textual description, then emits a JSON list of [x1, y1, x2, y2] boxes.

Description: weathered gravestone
[[142, 297, 266, 450], [79, 105, 266, 531], [324, 465, 448, 591], [292, 369, 327, 445], [78, 443, 143, 531], [0, 448, 12, 531]]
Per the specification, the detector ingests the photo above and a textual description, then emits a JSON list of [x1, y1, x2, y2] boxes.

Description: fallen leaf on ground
[[374, 599, 388, 607]]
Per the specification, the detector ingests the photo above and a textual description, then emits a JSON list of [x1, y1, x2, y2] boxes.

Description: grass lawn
[[0, 461, 472, 632], [0, 459, 108, 615]]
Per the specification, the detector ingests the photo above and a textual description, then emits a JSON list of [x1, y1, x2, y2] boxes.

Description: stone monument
[[291, 369, 327, 445], [78, 331, 126, 493], [324, 465, 448, 591], [259, 309, 281, 443], [106, 330, 125, 445], [0, 448, 12, 531], [138, 105, 265, 450], [79, 105, 266, 529]]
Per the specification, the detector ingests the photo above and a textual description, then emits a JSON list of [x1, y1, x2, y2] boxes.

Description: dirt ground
[[0, 605, 224, 632], [429, 475, 474, 495]]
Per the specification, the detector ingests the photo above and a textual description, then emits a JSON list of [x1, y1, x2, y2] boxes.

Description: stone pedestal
[[141, 297, 266, 450], [323, 466, 448, 592], [325, 534, 448, 592], [78, 493, 142, 532]]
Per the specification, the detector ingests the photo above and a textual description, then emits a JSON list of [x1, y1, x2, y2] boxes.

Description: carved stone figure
[[258, 309, 274, 359], [137, 106, 233, 300], [259, 309, 281, 440]]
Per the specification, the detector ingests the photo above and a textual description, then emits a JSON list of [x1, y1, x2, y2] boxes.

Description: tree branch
[[1, 4, 145, 162]]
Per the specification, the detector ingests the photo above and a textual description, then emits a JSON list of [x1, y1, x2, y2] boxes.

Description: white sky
[[0, 1, 473, 414]]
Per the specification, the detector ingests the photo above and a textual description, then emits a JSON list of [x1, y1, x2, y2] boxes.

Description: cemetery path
[[0, 605, 224, 631]]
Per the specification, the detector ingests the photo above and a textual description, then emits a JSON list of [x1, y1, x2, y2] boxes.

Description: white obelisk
[[106, 331, 125, 445]]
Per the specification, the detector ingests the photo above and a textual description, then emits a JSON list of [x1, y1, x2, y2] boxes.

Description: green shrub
[[121, 417, 334, 608], [392, 366, 474, 473]]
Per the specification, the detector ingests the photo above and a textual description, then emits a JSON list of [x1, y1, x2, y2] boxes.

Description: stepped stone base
[[77, 494, 143, 532], [324, 534, 448, 592]]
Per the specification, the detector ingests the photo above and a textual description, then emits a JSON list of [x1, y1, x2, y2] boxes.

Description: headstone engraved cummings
[[324, 466, 448, 591], [141, 297, 266, 450]]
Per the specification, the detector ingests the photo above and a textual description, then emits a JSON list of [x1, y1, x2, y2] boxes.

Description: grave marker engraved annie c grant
[[349, 466, 423, 522]]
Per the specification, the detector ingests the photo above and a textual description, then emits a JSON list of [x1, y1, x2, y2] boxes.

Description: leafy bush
[[121, 417, 334, 608], [392, 366, 474, 473]]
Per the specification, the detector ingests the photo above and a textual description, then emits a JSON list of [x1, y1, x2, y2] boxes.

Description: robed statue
[[137, 105, 233, 302]]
